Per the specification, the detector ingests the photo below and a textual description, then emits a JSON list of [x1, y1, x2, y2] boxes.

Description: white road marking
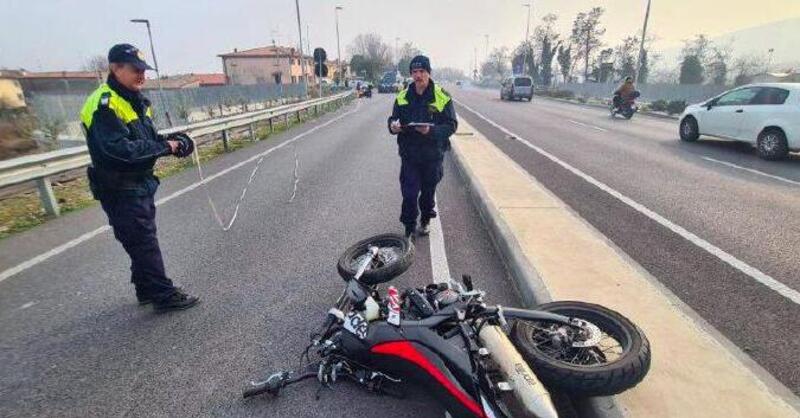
[[427, 195, 452, 417], [455, 99, 800, 306], [0, 102, 360, 285], [19, 301, 37, 310], [567, 119, 608, 132], [702, 156, 800, 187], [429, 196, 451, 285]]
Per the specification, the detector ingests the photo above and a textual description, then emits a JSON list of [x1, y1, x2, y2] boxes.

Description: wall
[[556, 82, 729, 104]]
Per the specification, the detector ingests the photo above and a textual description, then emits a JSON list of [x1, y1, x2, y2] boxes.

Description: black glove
[[168, 132, 195, 158]]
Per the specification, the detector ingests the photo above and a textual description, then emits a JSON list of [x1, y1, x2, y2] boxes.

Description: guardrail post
[[269, 117, 274, 133], [221, 129, 230, 152], [36, 177, 60, 217], [285, 114, 290, 129], [248, 123, 256, 141], [296, 110, 301, 123]]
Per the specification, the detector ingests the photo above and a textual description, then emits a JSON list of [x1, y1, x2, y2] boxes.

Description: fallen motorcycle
[[243, 233, 651, 417]]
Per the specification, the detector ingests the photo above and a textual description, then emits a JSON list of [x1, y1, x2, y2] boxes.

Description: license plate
[[343, 311, 368, 339]]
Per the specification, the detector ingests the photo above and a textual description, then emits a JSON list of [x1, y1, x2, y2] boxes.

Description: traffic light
[[313, 48, 328, 78]]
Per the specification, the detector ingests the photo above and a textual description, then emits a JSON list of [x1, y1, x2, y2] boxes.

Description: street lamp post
[[335, 6, 343, 86], [130, 18, 172, 127], [635, 0, 652, 82], [521, 3, 531, 76], [766, 48, 775, 74], [294, 0, 309, 97]]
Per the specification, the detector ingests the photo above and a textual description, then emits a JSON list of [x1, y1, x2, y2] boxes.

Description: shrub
[[666, 100, 687, 115], [649, 99, 668, 112]]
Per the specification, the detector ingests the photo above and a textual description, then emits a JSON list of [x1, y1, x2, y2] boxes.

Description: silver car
[[500, 76, 534, 101]]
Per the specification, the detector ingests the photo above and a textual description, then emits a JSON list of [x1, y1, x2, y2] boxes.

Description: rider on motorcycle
[[613, 76, 636, 109]]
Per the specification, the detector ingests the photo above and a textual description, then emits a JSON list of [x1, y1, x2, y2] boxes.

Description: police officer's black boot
[[153, 289, 200, 312], [417, 219, 430, 236], [404, 223, 416, 239]]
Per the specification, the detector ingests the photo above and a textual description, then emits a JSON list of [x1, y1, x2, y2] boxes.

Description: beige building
[[0, 71, 26, 109], [219, 46, 317, 86]]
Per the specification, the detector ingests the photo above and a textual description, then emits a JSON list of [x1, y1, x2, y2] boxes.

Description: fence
[[0, 91, 354, 216], [24, 82, 310, 139], [552, 82, 729, 104]]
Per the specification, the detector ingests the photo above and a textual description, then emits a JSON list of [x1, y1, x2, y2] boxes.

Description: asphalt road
[[0, 96, 525, 417], [452, 86, 800, 396]]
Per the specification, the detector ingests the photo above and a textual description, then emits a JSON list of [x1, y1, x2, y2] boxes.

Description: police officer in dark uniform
[[388, 55, 457, 238], [80, 44, 199, 312]]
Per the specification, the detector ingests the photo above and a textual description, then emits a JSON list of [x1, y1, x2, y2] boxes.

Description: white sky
[[1, 0, 799, 75]]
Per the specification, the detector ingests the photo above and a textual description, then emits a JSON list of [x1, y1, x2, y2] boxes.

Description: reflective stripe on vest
[[79, 83, 150, 128], [395, 85, 451, 112]]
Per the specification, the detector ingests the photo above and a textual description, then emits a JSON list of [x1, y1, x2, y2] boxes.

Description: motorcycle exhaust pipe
[[478, 325, 558, 418]]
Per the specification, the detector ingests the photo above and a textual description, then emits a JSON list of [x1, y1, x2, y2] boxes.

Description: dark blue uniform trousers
[[399, 158, 444, 227], [100, 195, 176, 300]]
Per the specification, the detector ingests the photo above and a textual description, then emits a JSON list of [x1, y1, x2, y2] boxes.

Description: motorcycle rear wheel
[[511, 301, 650, 396]]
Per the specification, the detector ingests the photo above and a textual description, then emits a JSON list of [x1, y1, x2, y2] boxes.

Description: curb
[[537, 96, 680, 120], [450, 135, 625, 418]]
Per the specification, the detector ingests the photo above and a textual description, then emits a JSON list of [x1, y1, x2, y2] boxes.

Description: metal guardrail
[[0, 91, 354, 216]]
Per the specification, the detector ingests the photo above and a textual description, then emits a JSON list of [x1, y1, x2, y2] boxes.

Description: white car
[[678, 83, 800, 160]]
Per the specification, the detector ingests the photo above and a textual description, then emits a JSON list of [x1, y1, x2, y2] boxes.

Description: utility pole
[[522, 3, 531, 76], [294, 0, 308, 97], [335, 6, 343, 85], [130, 18, 172, 127], [635, 0, 652, 82]]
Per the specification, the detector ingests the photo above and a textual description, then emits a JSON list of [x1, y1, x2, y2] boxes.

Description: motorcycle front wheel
[[511, 301, 651, 396], [337, 233, 414, 285]]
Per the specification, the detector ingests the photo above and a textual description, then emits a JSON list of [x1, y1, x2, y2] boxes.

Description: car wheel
[[757, 128, 789, 160], [679, 116, 700, 142]]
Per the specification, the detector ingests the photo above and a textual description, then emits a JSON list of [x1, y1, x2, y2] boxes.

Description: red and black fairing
[[338, 321, 487, 418]]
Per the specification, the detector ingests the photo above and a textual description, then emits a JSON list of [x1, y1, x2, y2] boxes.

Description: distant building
[[142, 73, 227, 90], [218, 46, 317, 86], [15, 70, 104, 95]]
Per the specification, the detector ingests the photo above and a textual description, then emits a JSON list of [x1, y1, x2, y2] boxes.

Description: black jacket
[[387, 80, 457, 163], [81, 75, 171, 199]]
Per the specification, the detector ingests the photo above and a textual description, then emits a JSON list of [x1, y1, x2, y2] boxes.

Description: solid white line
[[0, 225, 110, 283], [567, 119, 608, 132], [455, 99, 800, 306], [0, 103, 359, 285], [429, 196, 452, 285], [702, 156, 800, 187]]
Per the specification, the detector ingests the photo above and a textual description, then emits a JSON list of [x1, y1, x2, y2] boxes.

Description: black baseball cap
[[108, 43, 154, 70]]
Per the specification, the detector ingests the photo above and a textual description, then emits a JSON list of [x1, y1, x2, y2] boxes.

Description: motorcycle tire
[[511, 301, 650, 397], [337, 233, 414, 285]]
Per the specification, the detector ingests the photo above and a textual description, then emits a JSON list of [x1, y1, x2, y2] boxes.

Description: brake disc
[[569, 319, 603, 348]]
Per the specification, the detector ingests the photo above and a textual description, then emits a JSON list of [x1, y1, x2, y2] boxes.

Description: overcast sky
[[2, 0, 799, 75]]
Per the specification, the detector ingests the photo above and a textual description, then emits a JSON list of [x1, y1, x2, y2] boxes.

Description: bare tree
[[347, 33, 392, 81], [397, 42, 422, 74], [614, 36, 639, 80], [570, 7, 606, 81], [732, 54, 761, 86], [82, 55, 108, 83], [481, 47, 510, 81]]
